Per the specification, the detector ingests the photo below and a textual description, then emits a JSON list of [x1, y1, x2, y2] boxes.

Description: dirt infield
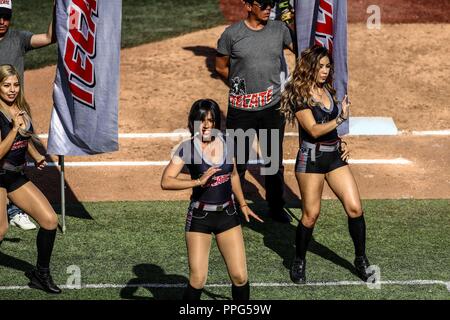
[[21, 5, 450, 203], [27, 24, 450, 134], [27, 135, 450, 203], [220, 0, 450, 23]]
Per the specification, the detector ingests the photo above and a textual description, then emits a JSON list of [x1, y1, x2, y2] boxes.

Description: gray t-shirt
[[217, 20, 292, 111], [0, 29, 34, 81]]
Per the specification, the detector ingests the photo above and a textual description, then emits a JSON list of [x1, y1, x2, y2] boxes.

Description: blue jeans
[[7, 203, 22, 219]]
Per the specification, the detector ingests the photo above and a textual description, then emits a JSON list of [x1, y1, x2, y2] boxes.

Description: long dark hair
[[281, 45, 337, 124], [188, 99, 221, 136]]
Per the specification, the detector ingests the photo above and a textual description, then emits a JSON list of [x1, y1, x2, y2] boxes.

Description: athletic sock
[[183, 283, 203, 300], [36, 228, 57, 270], [348, 215, 366, 257], [295, 221, 314, 260], [232, 281, 250, 300]]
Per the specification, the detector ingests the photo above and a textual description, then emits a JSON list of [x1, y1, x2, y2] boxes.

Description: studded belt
[[191, 199, 233, 212]]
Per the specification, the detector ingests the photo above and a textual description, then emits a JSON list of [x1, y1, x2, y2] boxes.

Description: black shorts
[[0, 170, 30, 193], [295, 147, 347, 174], [185, 204, 241, 235]]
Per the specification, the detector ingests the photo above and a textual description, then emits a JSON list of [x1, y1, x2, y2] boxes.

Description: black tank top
[[0, 112, 32, 166], [176, 134, 234, 204], [295, 90, 339, 143]]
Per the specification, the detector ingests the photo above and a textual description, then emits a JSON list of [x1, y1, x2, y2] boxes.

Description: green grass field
[[11, 0, 225, 70], [1, 200, 449, 300]]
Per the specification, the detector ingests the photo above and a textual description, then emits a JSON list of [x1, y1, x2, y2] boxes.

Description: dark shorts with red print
[[295, 142, 348, 174], [185, 203, 241, 235]]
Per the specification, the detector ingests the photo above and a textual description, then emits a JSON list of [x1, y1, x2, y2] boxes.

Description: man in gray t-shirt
[[0, 0, 55, 231], [0, 1, 55, 81], [216, 0, 295, 223], [0, 27, 33, 81], [217, 14, 292, 110]]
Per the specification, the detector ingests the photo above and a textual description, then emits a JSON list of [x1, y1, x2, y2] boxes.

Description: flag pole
[[58, 155, 66, 234]]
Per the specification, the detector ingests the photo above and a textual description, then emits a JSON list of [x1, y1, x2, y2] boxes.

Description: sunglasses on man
[[252, 1, 275, 11], [0, 13, 11, 21]]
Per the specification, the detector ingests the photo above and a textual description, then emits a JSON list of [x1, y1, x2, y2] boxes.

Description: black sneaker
[[354, 255, 375, 282], [268, 208, 292, 223], [25, 268, 62, 294], [290, 257, 306, 284]]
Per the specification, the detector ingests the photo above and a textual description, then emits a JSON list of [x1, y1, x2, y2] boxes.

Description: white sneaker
[[10, 213, 37, 230]]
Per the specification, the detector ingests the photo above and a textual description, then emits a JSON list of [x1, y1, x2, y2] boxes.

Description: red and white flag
[[48, 0, 122, 155]]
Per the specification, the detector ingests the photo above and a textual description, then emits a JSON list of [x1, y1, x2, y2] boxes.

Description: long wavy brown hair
[[281, 45, 337, 124], [0, 64, 35, 138]]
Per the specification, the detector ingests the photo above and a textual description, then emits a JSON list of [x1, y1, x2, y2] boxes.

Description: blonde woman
[[0, 64, 61, 294], [281, 46, 373, 284]]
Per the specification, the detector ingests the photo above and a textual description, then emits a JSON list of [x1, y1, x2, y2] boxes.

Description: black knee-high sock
[[36, 228, 57, 270], [295, 222, 313, 260], [348, 215, 366, 257], [232, 282, 250, 300], [183, 283, 203, 300]]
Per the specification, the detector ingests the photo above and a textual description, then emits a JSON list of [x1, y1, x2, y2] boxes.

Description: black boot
[[182, 283, 203, 300], [26, 267, 62, 294], [354, 255, 374, 282], [290, 257, 306, 284]]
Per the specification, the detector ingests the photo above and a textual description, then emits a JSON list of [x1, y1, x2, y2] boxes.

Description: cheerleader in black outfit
[[161, 99, 263, 300], [280, 46, 374, 283], [0, 64, 61, 293]]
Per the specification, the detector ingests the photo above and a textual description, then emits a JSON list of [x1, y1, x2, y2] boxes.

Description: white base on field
[[348, 117, 398, 136]]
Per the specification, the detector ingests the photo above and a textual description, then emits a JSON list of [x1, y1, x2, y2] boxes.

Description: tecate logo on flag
[[63, 0, 98, 109], [48, 0, 120, 155]]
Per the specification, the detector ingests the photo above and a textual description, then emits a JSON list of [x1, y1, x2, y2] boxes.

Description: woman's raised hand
[[341, 95, 351, 120], [198, 166, 221, 186], [12, 111, 25, 131]]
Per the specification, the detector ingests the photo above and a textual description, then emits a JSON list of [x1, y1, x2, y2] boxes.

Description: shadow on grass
[[0, 251, 34, 273], [120, 263, 229, 300], [2, 237, 21, 243], [308, 238, 360, 278], [51, 202, 93, 221], [244, 201, 359, 278]]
